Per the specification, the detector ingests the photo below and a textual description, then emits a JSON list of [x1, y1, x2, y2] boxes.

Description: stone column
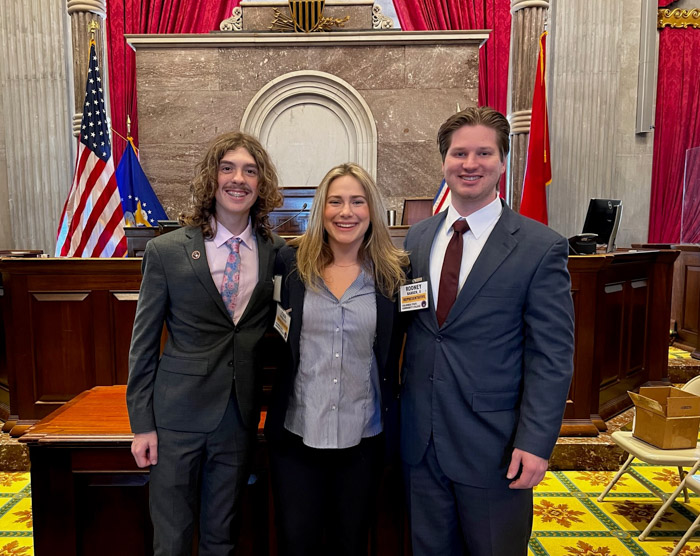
[[0, 0, 74, 252], [66, 0, 110, 137], [506, 0, 549, 211], [546, 0, 653, 246]]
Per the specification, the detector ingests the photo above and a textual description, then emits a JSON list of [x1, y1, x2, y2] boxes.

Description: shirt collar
[[444, 197, 502, 240], [211, 217, 255, 250]]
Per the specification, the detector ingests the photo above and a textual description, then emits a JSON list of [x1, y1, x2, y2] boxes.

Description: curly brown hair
[[179, 132, 283, 240]]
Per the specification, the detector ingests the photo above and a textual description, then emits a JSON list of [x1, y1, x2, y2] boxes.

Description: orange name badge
[[274, 304, 291, 341], [400, 280, 428, 312]]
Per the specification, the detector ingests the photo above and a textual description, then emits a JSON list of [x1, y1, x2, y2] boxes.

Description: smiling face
[[323, 175, 371, 253], [442, 124, 506, 216], [215, 147, 259, 231]]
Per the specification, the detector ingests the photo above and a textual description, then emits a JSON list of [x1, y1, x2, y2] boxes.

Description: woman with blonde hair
[[266, 162, 408, 556]]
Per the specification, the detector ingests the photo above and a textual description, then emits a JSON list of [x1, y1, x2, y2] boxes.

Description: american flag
[[432, 179, 451, 215], [55, 40, 126, 257]]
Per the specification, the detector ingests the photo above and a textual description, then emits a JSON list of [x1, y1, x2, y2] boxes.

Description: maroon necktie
[[436, 219, 469, 327]]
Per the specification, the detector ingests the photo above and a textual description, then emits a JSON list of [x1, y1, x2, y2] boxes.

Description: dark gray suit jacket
[[401, 203, 574, 488], [126, 225, 285, 434]]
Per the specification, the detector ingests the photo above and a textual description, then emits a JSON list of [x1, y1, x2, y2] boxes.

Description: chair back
[[686, 474, 700, 496], [682, 375, 700, 396]]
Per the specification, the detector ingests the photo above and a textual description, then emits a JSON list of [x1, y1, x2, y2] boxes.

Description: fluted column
[[0, 0, 74, 252], [66, 0, 110, 137], [506, 0, 549, 212], [546, 0, 653, 245]]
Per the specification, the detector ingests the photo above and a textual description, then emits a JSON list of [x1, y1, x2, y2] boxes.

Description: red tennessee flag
[[520, 31, 551, 225]]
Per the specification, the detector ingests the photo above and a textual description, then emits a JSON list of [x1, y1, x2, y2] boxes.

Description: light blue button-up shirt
[[284, 269, 382, 449]]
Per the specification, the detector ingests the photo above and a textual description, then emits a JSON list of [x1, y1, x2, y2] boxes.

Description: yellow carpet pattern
[[0, 472, 32, 555], [4, 464, 700, 555], [531, 464, 700, 555]]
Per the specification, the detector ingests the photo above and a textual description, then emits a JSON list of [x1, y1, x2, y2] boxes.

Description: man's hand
[[131, 430, 158, 468], [507, 448, 548, 489]]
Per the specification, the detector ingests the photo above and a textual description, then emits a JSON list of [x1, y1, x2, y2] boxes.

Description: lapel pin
[[192, 250, 201, 260]]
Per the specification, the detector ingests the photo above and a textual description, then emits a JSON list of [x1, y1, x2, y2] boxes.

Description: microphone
[[272, 203, 308, 231]]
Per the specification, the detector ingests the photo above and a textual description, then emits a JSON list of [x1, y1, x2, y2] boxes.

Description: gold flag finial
[[456, 103, 461, 112], [89, 20, 99, 41], [127, 115, 132, 138]]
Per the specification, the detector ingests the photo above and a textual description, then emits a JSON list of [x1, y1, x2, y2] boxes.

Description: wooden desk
[[21, 385, 405, 556], [21, 385, 271, 556], [1, 250, 678, 439], [562, 250, 678, 435]]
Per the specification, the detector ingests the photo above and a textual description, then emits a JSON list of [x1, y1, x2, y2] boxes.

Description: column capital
[[67, 0, 106, 18], [511, 0, 549, 14]]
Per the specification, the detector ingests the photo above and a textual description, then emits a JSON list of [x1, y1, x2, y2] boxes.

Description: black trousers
[[269, 429, 384, 556], [149, 395, 253, 556]]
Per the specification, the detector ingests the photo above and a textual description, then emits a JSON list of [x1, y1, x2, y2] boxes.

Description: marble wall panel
[[137, 89, 255, 145], [405, 45, 479, 90], [217, 46, 406, 92], [377, 140, 443, 214], [241, 4, 373, 31], [135, 39, 480, 220], [140, 142, 205, 218], [361, 88, 475, 143], [136, 49, 220, 91]]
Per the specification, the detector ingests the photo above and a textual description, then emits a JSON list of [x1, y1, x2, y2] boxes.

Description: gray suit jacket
[[126, 225, 285, 434], [401, 203, 574, 488]]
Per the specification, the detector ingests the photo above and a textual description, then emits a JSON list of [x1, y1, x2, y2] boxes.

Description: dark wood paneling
[[30, 292, 96, 404], [0, 259, 143, 431]]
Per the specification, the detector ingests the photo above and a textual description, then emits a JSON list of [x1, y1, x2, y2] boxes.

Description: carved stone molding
[[66, 0, 106, 17], [511, 0, 549, 13], [372, 5, 393, 29], [220, 6, 243, 31], [658, 8, 700, 29], [241, 70, 377, 183]]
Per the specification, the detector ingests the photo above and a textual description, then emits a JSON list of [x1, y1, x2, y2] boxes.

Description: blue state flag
[[115, 139, 168, 227]]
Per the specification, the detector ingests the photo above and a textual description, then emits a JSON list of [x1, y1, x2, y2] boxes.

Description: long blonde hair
[[291, 163, 408, 298]]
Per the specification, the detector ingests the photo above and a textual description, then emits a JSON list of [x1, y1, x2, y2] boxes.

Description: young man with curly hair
[[126, 132, 285, 555]]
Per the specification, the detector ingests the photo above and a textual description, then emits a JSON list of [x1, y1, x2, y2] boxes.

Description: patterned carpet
[[2, 464, 700, 555], [0, 472, 32, 555]]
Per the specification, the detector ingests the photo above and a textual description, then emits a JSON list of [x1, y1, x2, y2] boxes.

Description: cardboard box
[[629, 387, 700, 449]]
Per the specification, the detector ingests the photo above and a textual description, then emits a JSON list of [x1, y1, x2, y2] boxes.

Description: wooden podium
[[20, 386, 272, 556]]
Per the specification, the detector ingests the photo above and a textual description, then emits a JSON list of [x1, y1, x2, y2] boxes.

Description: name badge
[[274, 304, 291, 341], [400, 280, 429, 312], [273, 275, 282, 303]]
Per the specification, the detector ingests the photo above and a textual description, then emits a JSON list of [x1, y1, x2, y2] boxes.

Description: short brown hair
[[180, 132, 283, 240], [437, 107, 510, 162]]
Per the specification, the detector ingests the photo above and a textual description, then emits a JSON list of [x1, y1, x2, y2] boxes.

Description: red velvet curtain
[[392, 0, 510, 196], [107, 0, 239, 164], [647, 26, 700, 242]]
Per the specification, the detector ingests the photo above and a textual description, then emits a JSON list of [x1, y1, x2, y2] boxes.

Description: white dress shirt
[[429, 197, 503, 308], [204, 218, 258, 324]]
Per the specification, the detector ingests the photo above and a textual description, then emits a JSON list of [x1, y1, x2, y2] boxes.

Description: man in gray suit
[[401, 107, 575, 555], [127, 132, 284, 556]]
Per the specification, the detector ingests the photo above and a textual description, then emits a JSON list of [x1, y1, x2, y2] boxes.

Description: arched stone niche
[[241, 70, 377, 187]]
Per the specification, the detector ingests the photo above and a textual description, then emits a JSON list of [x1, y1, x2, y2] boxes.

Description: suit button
[[228, 361, 234, 367], [436, 335, 443, 343], [234, 326, 240, 333], [429, 375, 433, 381], [382, 377, 387, 382]]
